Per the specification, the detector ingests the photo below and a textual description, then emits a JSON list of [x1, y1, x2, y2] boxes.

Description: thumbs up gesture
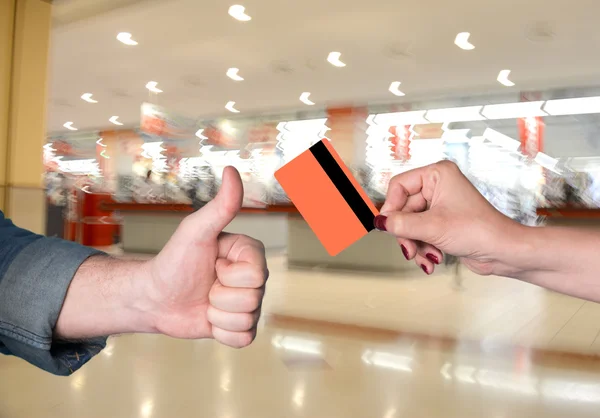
[[145, 166, 268, 348]]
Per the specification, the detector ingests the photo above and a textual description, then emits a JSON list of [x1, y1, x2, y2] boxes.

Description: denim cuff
[[0, 238, 106, 375]]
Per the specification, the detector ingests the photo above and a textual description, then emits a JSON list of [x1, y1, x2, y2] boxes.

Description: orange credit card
[[275, 139, 379, 256]]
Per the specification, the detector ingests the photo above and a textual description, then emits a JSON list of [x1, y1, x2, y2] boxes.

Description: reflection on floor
[[263, 254, 600, 354], [1, 253, 600, 417]]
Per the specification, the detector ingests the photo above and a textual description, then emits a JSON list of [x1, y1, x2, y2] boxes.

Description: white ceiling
[[48, 0, 600, 133]]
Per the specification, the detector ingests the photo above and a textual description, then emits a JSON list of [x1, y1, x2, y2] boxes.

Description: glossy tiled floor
[[2, 253, 600, 417]]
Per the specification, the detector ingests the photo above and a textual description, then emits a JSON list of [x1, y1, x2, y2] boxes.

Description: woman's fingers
[[416, 241, 443, 266], [415, 253, 435, 275]]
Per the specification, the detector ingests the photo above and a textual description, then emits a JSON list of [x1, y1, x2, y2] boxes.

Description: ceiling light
[[195, 129, 208, 139], [425, 106, 484, 123], [327, 52, 346, 67], [80, 93, 98, 103], [534, 152, 560, 173], [109, 116, 124, 126], [116, 32, 138, 46], [145, 81, 163, 93], [442, 128, 470, 143], [63, 121, 78, 131], [454, 32, 475, 50], [483, 128, 520, 151], [388, 81, 405, 97], [225, 101, 240, 113], [543, 96, 600, 116], [373, 110, 428, 126], [299, 92, 315, 106], [497, 70, 515, 87], [228, 5, 251, 21], [482, 101, 546, 120], [226, 68, 244, 81]]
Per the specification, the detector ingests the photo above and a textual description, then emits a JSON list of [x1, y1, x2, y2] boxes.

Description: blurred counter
[[104, 203, 293, 253], [106, 202, 415, 272], [537, 207, 600, 219], [287, 215, 416, 272], [537, 206, 600, 229]]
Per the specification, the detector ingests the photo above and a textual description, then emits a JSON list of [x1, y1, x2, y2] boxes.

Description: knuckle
[[248, 266, 266, 287], [241, 313, 255, 331], [387, 213, 405, 236], [236, 331, 256, 348], [437, 159, 459, 173], [247, 289, 263, 309]]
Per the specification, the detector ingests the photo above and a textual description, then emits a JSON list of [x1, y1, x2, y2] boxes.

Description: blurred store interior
[[3, 0, 600, 416]]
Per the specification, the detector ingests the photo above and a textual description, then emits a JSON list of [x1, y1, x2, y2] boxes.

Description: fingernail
[[426, 254, 440, 265], [421, 264, 429, 275], [401, 245, 409, 260], [374, 215, 387, 231]]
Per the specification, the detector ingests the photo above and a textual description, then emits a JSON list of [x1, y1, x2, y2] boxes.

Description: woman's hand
[[376, 160, 527, 277]]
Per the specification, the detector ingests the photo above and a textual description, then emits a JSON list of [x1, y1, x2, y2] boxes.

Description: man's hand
[[55, 166, 268, 349], [144, 166, 267, 347]]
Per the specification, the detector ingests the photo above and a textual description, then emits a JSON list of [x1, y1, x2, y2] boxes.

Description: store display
[[46, 96, 600, 228]]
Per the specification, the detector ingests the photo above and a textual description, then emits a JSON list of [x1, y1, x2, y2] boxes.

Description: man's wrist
[[55, 256, 158, 339]]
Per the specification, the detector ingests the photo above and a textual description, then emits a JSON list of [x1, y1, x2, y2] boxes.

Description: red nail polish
[[426, 254, 440, 265], [401, 245, 409, 260], [374, 215, 387, 231], [421, 264, 429, 274]]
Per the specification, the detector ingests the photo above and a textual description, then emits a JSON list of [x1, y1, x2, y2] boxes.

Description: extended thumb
[[188, 166, 243, 238]]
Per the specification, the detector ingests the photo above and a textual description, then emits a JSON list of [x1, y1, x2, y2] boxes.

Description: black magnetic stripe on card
[[309, 140, 375, 232]]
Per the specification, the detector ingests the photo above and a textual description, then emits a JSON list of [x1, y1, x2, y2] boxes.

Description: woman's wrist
[[489, 222, 548, 280]]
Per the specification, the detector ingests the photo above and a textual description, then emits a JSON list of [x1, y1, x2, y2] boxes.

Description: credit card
[[275, 139, 379, 256]]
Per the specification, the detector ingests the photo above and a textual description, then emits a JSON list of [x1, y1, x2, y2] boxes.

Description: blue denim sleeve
[[0, 211, 107, 375]]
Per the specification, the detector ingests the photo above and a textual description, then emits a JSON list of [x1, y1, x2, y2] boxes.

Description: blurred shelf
[[536, 207, 600, 219], [102, 202, 300, 214]]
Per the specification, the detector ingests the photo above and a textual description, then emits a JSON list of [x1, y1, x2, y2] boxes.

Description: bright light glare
[[327, 51, 346, 67], [96, 138, 107, 147], [544, 96, 600, 116], [145, 81, 163, 93], [226, 67, 244, 81], [109, 116, 124, 126], [63, 121, 78, 131], [482, 102, 546, 119], [534, 152, 560, 173], [142, 142, 168, 173], [361, 350, 413, 372], [225, 101, 240, 113], [442, 129, 470, 143], [116, 32, 138, 45], [483, 128, 521, 151], [140, 400, 153, 418], [271, 335, 322, 355], [292, 381, 305, 409], [425, 106, 484, 123], [80, 93, 98, 103], [374, 110, 429, 126], [58, 159, 100, 176], [195, 129, 208, 140], [299, 92, 315, 105], [454, 32, 475, 50], [388, 81, 405, 97], [228, 5, 252, 21], [497, 69, 515, 87]]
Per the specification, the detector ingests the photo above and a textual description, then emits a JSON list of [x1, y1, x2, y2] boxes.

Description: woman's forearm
[[499, 225, 600, 302]]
